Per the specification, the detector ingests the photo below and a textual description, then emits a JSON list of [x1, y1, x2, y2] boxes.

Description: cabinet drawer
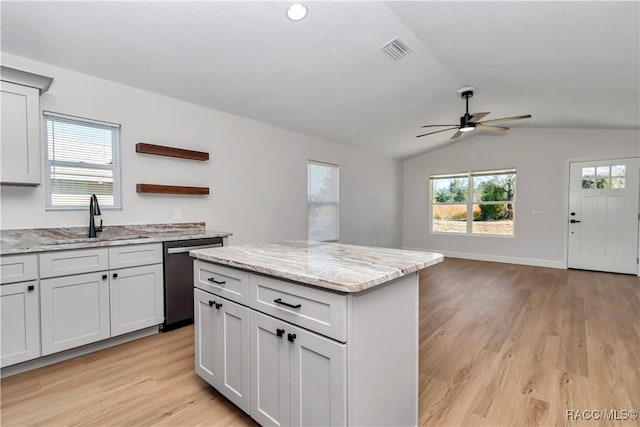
[[249, 275, 347, 342], [39, 248, 109, 278], [194, 261, 249, 305], [1, 254, 38, 284], [109, 243, 162, 269]]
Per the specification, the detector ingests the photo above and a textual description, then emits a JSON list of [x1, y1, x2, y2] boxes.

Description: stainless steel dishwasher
[[163, 237, 223, 330]]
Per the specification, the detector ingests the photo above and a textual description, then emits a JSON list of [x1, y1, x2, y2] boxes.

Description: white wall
[[0, 53, 402, 247], [403, 128, 639, 267]]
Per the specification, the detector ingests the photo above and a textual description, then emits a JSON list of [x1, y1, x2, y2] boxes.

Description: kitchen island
[[190, 240, 443, 426]]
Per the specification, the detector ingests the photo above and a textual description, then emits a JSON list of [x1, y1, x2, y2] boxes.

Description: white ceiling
[[2, 1, 638, 159]]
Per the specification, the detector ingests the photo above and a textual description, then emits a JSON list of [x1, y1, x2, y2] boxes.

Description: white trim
[[404, 246, 566, 269]]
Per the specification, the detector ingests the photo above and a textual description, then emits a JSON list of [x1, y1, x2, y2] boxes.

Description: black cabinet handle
[[570, 219, 581, 224], [276, 328, 285, 337], [112, 273, 118, 279], [208, 300, 215, 307], [287, 333, 297, 343], [215, 302, 222, 309], [102, 274, 108, 280], [274, 298, 301, 309], [207, 277, 226, 285], [27, 285, 35, 291]]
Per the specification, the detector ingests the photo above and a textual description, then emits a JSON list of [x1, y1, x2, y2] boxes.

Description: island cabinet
[[249, 310, 346, 427], [193, 255, 423, 427], [39, 243, 164, 355], [0, 254, 40, 368], [194, 288, 250, 413]]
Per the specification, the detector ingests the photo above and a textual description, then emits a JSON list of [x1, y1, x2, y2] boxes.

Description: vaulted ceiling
[[2, 1, 638, 159]]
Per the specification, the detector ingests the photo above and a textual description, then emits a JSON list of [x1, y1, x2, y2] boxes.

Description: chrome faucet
[[88, 194, 103, 238]]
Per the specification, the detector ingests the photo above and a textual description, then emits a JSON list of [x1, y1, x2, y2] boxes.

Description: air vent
[[381, 37, 412, 61]]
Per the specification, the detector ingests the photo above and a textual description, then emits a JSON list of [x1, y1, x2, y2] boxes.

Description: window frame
[[43, 111, 122, 211], [430, 168, 516, 237], [307, 160, 339, 242]]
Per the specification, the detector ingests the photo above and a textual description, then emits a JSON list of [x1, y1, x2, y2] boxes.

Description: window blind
[[308, 160, 339, 242], [44, 111, 121, 210]]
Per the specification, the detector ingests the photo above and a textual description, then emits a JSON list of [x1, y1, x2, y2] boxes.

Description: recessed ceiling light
[[286, 3, 308, 21]]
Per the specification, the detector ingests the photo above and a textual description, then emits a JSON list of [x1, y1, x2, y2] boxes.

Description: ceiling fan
[[416, 87, 531, 139]]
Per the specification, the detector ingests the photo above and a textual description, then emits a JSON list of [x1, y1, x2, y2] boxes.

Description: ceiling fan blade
[[478, 114, 532, 125], [416, 127, 459, 138], [468, 112, 490, 123], [477, 124, 508, 132], [450, 130, 463, 140], [420, 124, 458, 128]]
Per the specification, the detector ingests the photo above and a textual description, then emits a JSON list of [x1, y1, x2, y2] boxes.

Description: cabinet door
[[289, 326, 347, 427], [110, 264, 164, 337], [1, 81, 40, 185], [250, 311, 290, 426], [216, 298, 250, 413], [0, 281, 41, 367], [40, 272, 110, 355], [194, 288, 221, 387]]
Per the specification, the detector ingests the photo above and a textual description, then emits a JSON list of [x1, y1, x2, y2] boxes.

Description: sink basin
[[95, 234, 151, 242], [40, 235, 151, 245]]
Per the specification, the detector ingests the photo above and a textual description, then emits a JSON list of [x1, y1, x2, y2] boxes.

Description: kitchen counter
[[189, 240, 443, 293], [0, 222, 232, 255], [191, 240, 442, 425]]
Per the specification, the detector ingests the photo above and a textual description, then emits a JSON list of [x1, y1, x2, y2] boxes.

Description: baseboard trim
[[404, 247, 566, 269], [1, 326, 159, 378]]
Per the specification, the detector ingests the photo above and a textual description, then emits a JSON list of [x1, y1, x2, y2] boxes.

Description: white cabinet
[[249, 311, 290, 426], [194, 261, 420, 426], [194, 288, 250, 413], [249, 311, 346, 427], [38, 243, 164, 356], [0, 81, 41, 185], [1, 254, 41, 368], [0, 280, 41, 367], [289, 323, 346, 426], [110, 264, 163, 337], [40, 271, 111, 355]]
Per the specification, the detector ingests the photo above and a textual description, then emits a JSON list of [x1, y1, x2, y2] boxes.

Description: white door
[[289, 325, 347, 427], [568, 158, 640, 274], [0, 281, 41, 367], [217, 298, 250, 413], [40, 272, 110, 355], [110, 264, 164, 336], [250, 311, 290, 427]]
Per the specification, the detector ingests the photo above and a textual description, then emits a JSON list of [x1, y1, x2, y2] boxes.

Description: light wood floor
[[1, 259, 638, 426]]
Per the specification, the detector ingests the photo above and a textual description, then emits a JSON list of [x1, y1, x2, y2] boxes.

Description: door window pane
[[611, 177, 626, 189], [611, 165, 625, 177]]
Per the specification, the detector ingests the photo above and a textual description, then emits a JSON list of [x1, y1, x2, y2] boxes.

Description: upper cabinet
[[1, 66, 53, 186]]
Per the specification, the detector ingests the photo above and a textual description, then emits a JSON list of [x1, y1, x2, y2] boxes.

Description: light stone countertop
[[190, 240, 444, 293], [1, 222, 232, 255]]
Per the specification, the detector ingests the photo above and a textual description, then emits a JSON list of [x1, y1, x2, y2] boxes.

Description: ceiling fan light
[[459, 125, 475, 132]]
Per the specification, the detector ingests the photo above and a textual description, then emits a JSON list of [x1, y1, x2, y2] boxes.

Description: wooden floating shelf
[[136, 143, 209, 161], [136, 184, 210, 195]]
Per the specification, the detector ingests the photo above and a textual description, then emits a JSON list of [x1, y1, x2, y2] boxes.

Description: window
[[431, 169, 516, 236], [582, 165, 625, 189], [44, 112, 121, 210], [308, 161, 338, 241]]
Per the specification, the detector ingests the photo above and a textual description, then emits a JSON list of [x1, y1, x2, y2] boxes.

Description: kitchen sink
[[40, 235, 151, 245]]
